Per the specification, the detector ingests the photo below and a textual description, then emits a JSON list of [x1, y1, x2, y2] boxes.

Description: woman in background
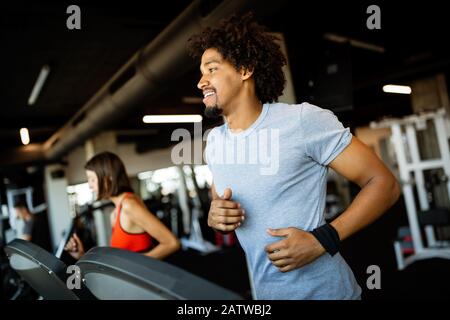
[[65, 151, 180, 259]]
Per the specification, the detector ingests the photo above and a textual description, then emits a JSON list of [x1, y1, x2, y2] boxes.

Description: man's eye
[[209, 67, 217, 73]]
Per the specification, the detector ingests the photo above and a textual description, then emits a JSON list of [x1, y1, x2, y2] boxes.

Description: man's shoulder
[[298, 102, 335, 117], [264, 102, 300, 121], [205, 123, 226, 141], [269, 101, 342, 135], [265, 102, 316, 126], [267, 101, 324, 116], [267, 101, 302, 110]]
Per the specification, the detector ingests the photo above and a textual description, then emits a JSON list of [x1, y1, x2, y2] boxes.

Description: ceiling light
[[324, 33, 385, 53], [182, 96, 203, 104], [28, 64, 50, 105], [20, 128, 30, 145], [382, 85, 412, 94], [142, 115, 203, 123]]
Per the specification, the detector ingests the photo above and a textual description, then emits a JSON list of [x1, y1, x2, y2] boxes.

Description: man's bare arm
[[328, 136, 401, 241]]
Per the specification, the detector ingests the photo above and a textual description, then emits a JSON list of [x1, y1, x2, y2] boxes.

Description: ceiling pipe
[[43, 0, 288, 161]]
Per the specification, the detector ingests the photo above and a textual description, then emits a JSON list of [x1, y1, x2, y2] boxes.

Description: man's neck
[[224, 95, 263, 133]]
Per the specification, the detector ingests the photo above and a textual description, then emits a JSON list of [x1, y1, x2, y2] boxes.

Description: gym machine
[[4, 239, 242, 300], [371, 108, 450, 270], [4, 239, 93, 300], [77, 246, 242, 300], [5, 187, 47, 241]]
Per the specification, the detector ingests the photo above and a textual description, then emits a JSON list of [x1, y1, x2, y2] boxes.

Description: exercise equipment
[[371, 108, 450, 269], [4, 239, 93, 300], [76, 246, 242, 300], [6, 187, 47, 232], [54, 200, 103, 259], [395, 226, 414, 255], [176, 166, 219, 254], [5, 239, 242, 300]]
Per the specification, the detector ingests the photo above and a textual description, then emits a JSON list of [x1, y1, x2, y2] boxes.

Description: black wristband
[[310, 223, 341, 256]]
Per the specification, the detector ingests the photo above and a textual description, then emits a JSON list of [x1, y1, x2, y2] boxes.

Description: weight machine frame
[[371, 108, 450, 270]]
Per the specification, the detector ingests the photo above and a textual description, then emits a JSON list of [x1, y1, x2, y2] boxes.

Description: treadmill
[[4, 239, 94, 300], [77, 247, 243, 300]]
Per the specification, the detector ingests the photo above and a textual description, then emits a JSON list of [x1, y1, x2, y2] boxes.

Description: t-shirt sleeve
[[299, 103, 352, 166]]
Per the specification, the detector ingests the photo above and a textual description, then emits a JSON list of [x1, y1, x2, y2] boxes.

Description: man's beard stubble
[[204, 105, 223, 119]]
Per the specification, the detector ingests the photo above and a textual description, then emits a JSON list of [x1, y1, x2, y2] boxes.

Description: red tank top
[[110, 193, 152, 253]]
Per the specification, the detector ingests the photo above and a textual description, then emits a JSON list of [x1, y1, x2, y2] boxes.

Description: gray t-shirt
[[205, 102, 362, 300]]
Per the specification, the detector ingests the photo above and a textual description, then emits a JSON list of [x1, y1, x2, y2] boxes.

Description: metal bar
[[391, 124, 424, 252]]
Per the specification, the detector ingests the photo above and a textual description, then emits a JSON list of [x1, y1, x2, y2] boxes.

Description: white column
[[44, 164, 73, 252]]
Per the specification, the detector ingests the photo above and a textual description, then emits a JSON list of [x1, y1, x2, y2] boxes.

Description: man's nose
[[197, 74, 208, 90]]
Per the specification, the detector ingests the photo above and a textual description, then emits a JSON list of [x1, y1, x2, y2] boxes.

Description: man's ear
[[240, 67, 254, 81]]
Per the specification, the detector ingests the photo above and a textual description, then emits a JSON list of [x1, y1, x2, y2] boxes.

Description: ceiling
[[1, 1, 449, 164]]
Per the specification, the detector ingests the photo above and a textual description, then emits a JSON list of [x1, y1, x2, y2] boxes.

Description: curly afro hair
[[187, 12, 286, 104]]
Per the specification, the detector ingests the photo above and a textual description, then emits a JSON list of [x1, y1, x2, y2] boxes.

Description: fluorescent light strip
[[383, 85, 412, 94], [182, 96, 203, 104], [20, 128, 30, 145], [28, 65, 50, 105], [324, 33, 385, 53], [142, 115, 203, 123]]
